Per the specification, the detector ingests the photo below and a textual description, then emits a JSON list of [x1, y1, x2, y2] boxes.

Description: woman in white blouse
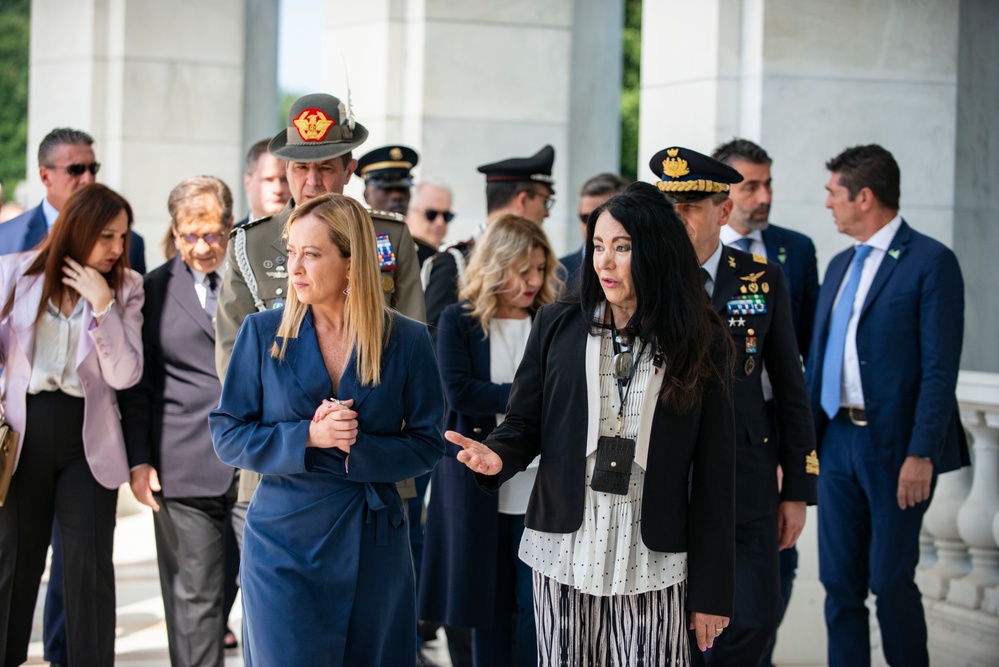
[[0, 183, 144, 667], [419, 215, 562, 667], [449, 182, 737, 666]]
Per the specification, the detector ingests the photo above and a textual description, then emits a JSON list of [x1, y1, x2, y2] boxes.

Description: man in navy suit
[[557, 172, 627, 291], [0, 126, 146, 667], [713, 138, 819, 666], [0, 127, 146, 272], [808, 144, 969, 666]]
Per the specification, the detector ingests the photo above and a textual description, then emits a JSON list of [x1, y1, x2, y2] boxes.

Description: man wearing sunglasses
[[559, 172, 627, 290], [407, 181, 455, 267], [0, 127, 146, 273], [423, 144, 556, 333]]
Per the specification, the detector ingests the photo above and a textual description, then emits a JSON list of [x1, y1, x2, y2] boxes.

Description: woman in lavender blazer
[[0, 183, 144, 667]]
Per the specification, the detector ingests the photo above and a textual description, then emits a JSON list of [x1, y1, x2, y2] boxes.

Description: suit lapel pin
[[888, 248, 901, 260], [777, 247, 787, 264]]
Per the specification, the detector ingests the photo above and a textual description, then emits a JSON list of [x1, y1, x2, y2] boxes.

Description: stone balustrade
[[918, 371, 999, 665]]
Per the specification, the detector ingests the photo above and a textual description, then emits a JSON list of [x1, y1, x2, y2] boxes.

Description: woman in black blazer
[[420, 215, 562, 667], [449, 182, 736, 666]]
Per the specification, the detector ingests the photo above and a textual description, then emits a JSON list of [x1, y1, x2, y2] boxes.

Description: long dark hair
[[2, 183, 133, 323], [579, 181, 721, 412]]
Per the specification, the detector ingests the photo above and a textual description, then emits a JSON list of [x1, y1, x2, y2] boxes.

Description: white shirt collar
[[719, 225, 763, 246], [42, 197, 60, 229], [857, 214, 902, 252], [700, 242, 724, 280]]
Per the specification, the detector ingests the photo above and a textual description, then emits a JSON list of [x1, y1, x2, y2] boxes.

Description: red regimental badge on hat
[[293, 109, 336, 142]]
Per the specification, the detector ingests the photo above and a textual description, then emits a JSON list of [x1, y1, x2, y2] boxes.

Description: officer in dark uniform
[[215, 93, 424, 509], [423, 144, 555, 335], [651, 146, 817, 666], [356, 144, 418, 216]]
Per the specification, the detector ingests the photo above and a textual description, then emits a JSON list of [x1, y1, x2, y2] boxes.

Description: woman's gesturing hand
[[447, 430, 503, 475], [308, 398, 357, 455]]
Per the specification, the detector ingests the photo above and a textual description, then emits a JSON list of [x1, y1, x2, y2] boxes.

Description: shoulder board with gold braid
[[229, 214, 274, 236], [752, 253, 767, 264], [367, 208, 406, 224]]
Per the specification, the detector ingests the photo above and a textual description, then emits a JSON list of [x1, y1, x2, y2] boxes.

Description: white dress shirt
[[832, 215, 902, 408], [29, 298, 85, 397], [42, 197, 60, 230], [700, 243, 724, 297], [720, 225, 765, 257], [189, 260, 225, 310]]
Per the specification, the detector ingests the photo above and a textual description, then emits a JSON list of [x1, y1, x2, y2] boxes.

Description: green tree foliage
[[0, 0, 29, 195], [619, 0, 641, 182]]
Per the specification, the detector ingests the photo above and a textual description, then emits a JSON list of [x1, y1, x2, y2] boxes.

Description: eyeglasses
[[420, 209, 455, 223], [544, 196, 556, 212], [612, 333, 634, 382], [176, 232, 225, 245], [45, 162, 101, 177]]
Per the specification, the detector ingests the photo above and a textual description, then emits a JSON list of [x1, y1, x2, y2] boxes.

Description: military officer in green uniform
[[652, 146, 817, 667], [215, 92, 425, 504]]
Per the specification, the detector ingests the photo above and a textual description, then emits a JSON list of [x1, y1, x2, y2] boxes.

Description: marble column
[[321, 0, 620, 255], [639, 0, 960, 273], [28, 0, 246, 270]]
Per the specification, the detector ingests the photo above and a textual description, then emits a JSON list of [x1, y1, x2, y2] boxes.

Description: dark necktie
[[820, 244, 873, 417], [204, 272, 219, 318], [734, 237, 754, 254], [701, 267, 713, 296]]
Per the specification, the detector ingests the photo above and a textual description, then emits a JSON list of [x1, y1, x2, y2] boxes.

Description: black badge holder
[[590, 328, 640, 495]]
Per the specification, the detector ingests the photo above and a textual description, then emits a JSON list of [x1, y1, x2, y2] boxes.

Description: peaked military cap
[[357, 145, 419, 188], [269, 93, 369, 162], [649, 146, 744, 203], [477, 145, 556, 191]]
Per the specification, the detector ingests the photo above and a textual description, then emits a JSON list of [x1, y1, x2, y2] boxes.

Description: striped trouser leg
[[533, 571, 689, 667]]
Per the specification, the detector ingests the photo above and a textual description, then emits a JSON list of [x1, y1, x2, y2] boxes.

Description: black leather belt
[[836, 406, 868, 426]]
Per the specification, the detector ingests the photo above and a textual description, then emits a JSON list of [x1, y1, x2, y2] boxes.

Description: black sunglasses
[[46, 162, 101, 177], [423, 209, 455, 223]]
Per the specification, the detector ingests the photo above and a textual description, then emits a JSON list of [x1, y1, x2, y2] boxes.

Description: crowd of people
[[0, 89, 967, 667]]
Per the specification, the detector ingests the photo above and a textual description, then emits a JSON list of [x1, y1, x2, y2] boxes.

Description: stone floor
[[24, 505, 453, 666], [22, 501, 828, 667]]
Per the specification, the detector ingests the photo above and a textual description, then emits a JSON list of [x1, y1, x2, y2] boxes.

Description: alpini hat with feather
[[268, 93, 369, 162]]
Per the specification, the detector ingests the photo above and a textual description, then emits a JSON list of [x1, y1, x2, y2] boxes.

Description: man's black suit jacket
[[710, 246, 817, 524]]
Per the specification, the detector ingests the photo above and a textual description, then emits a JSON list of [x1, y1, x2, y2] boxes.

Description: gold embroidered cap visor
[[649, 146, 744, 203], [268, 92, 369, 162]]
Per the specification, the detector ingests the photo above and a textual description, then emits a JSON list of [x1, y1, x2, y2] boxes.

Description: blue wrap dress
[[210, 308, 445, 666]]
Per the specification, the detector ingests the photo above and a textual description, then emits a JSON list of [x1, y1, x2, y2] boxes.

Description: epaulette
[[368, 208, 406, 223], [230, 214, 273, 236], [752, 253, 767, 264]]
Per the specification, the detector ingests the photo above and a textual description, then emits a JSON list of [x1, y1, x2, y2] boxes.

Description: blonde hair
[[459, 215, 562, 336], [271, 194, 389, 386]]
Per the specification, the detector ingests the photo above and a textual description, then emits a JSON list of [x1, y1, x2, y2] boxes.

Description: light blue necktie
[[733, 237, 754, 254], [820, 244, 873, 418]]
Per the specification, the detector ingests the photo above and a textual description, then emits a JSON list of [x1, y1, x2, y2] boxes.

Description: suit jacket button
[[472, 427, 482, 434]]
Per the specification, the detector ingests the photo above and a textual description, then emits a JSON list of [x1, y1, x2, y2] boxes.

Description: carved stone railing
[[918, 371, 999, 665]]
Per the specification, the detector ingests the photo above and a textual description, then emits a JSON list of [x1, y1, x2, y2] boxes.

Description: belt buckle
[[848, 406, 867, 427]]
